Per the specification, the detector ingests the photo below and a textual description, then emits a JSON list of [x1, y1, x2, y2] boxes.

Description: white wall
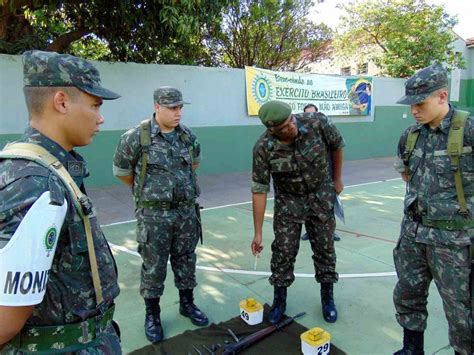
[[0, 54, 413, 134], [0, 54, 258, 134]]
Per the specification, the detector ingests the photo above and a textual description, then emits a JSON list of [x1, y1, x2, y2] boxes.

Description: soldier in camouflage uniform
[[251, 100, 345, 324], [301, 103, 341, 242], [393, 64, 473, 355], [113, 87, 208, 343], [0, 51, 121, 353]]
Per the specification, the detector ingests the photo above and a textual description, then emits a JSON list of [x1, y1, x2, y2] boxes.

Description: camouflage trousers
[[136, 206, 199, 299], [1, 323, 121, 354], [393, 218, 471, 355], [269, 214, 338, 287]]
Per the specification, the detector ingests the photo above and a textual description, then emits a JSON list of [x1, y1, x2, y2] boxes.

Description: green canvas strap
[[447, 110, 469, 214], [136, 121, 197, 203], [0, 143, 104, 307], [10, 305, 114, 353], [136, 119, 151, 202], [405, 110, 470, 214], [445, 111, 474, 314], [404, 128, 420, 177]]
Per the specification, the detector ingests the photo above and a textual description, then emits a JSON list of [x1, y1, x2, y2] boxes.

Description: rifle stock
[[221, 312, 305, 355]]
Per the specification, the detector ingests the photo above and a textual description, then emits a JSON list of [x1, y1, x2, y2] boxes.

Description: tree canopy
[[334, 0, 465, 77], [0, 0, 228, 64], [207, 0, 332, 70], [0, 0, 331, 69]]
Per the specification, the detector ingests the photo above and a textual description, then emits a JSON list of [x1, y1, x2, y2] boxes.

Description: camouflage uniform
[[393, 107, 473, 354], [393, 64, 473, 355], [0, 129, 121, 354], [113, 115, 201, 299], [0, 50, 121, 354], [252, 113, 345, 287]]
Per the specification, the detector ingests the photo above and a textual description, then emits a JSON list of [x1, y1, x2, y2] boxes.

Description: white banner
[[245, 66, 373, 117]]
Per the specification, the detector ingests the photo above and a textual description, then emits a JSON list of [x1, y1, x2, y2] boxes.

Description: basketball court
[[90, 158, 452, 354]]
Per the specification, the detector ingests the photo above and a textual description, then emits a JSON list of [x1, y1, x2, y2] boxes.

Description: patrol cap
[[397, 63, 448, 105], [23, 50, 120, 100], [258, 101, 292, 128], [154, 86, 190, 107]]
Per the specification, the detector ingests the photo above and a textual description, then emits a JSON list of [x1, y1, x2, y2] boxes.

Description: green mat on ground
[[129, 305, 346, 355]]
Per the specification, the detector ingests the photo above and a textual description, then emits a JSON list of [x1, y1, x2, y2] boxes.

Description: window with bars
[[357, 63, 368, 74], [340, 66, 351, 76]]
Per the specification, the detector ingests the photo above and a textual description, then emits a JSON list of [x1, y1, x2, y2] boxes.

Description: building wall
[[0, 54, 471, 186]]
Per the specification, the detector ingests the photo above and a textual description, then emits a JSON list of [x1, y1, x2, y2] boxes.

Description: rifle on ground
[[221, 312, 306, 355]]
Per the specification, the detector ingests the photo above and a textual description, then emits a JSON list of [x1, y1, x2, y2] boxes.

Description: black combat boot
[[393, 328, 424, 355], [320, 283, 337, 323], [179, 289, 209, 326], [144, 298, 163, 343], [268, 286, 287, 324]]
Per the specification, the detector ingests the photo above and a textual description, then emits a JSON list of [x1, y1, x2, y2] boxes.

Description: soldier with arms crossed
[[393, 64, 473, 355], [0, 51, 121, 354], [113, 87, 208, 343], [251, 100, 344, 325]]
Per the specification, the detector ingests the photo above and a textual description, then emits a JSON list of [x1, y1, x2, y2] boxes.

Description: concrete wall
[[1, 54, 398, 131], [0, 53, 472, 186]]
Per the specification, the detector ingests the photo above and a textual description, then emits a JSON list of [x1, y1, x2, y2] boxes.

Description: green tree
[[334, 0, 465, 77], [206, 0, 332, 70], [0, 0, 227, 64]]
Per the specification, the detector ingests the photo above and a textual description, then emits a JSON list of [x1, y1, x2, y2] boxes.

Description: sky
[[309, 0, 473, 40]]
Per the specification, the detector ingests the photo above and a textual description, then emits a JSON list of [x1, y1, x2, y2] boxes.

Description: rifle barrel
[[221, 312, 306, 355]]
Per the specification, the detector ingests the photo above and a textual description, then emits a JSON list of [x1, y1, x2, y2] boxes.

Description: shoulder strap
[[446, 110, 473, 313], [402, 127, 420, 177], [406, 129, 420, 158], [137, 119, 152, 201], [140, 119, 152, 147], [0, 142, 105, 307], [447, 110, 469, 214]]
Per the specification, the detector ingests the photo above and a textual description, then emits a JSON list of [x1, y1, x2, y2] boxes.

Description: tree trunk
[[0, 6, 32, 41], [46, 27, 91, 52]]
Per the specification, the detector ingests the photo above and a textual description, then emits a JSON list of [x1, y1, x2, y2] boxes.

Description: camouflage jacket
[[397, 106, 473, 246], [113, 115, 201, 204], [0, 127, 120, 325], [252, 113, 345, 222]]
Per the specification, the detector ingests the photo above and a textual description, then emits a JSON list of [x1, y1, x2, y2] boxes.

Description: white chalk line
[[106, 177, 401, 279], [101, 177, 402, 228], [108, 242, 396, 279]]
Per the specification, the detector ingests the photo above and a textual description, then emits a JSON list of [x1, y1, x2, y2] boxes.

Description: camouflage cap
[[23, 50, 120, 100], [258, 101, 292, 128], [397, 63, 448, 105], [153, 87, 190, 107]]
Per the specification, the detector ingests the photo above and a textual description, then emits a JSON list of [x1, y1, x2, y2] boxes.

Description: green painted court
[[100, 176, 452, 354]]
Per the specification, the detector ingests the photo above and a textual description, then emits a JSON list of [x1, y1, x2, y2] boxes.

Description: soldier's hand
[[401, 172, 409, 182], [334, 178, 344, 195], [251, 234, 263, 256]]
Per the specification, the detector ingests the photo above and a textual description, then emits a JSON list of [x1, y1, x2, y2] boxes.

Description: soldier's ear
[[438, 89, 449, 104], [53, 91, 68, 114]]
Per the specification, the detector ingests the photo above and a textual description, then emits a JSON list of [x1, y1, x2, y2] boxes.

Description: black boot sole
[[145, 333, 164, 344], [145, 327, 164, 343], [179, 308, 209, 326]]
